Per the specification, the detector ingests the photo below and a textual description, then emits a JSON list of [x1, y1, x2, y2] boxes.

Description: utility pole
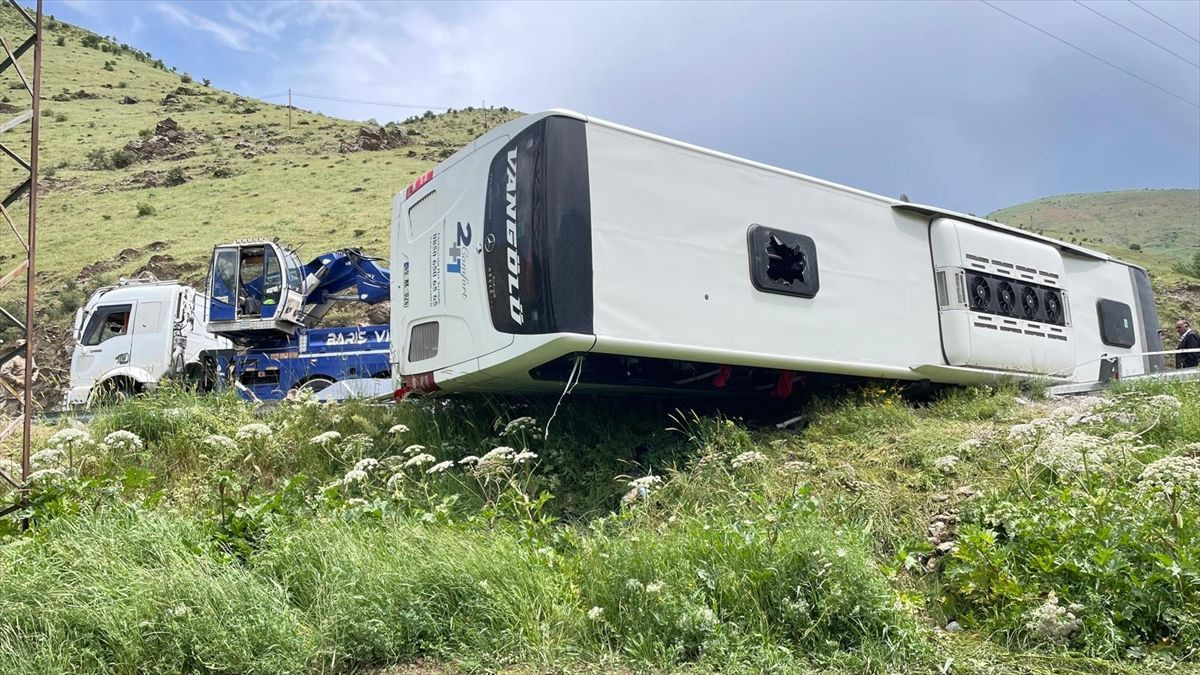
[[287, 88, 292, 130]]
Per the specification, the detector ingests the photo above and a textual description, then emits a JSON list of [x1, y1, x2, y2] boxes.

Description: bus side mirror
[[73, 308, 85, 342]]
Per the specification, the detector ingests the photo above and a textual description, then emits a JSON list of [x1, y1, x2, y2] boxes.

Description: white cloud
[[153, 1, 256, 52]]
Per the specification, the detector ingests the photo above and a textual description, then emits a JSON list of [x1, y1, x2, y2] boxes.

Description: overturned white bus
[[389, 110, 1164, 397]]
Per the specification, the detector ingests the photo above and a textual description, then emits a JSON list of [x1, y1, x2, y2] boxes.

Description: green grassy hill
[[0, 5, 518, 394], [989, 189, 1199, 266], [990, 190, 1200, 335]]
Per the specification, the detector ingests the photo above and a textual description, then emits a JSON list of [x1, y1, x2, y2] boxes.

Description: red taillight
[[405, 169, 434, 199], [398, 372, 439, 395]]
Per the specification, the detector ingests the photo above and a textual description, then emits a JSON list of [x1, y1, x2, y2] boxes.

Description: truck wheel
[[89, 378, 138, 408], [296, 377, 335, 394]]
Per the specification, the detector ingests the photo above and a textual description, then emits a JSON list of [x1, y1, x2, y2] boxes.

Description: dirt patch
[[339, 124, 408, 153], [118, 95, 138, 105], [123, 168, 188, 190], [50, 89, 99, 102], [134, 253, 201, 281], [76, 242, 170, 282], [122, 118, 207, 162], [1163, 282, 1200, 315]]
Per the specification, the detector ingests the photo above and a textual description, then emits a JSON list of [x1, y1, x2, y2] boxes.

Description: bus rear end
[[391, 111, 595, 394]]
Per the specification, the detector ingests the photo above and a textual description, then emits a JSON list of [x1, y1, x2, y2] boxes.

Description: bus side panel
[[1061, 256, 1147, 380], [585, 123, 944, 375]]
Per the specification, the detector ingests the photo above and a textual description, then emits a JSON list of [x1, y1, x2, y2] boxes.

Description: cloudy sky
[[50, 0, 1200, 215]]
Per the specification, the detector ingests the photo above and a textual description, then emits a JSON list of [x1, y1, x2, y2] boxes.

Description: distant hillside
[[989, 189, 1199, 266], [0, 5, 520, 397], [990, 189, 1200, 335]]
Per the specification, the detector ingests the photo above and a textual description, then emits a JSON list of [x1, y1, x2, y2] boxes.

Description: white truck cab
[[66, 278, 230, 407]]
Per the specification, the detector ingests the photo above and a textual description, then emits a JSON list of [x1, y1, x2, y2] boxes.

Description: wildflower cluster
[[47, 427, 93, 452], [103, 430, 143, 454], [235, 423, 272, 442], [1135, 455, 1200, 507], [933, 454, 959, 475], [204, 434, 237, 453], [1034, 433, 1109, 475], [1025, 592, 1084, 645], [730, 451, 766, 469]]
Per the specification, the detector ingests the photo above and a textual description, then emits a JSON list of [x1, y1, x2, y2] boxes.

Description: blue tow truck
[[205, 239, 393, 400]]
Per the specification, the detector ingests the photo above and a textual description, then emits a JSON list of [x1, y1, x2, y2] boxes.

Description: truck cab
[[66, 279, 230, 407]]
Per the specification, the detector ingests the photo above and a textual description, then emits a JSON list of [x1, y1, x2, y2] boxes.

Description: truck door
[[72, 302, 136, 389], [130, 298, 169, 378], [210, 247, 238, 322]]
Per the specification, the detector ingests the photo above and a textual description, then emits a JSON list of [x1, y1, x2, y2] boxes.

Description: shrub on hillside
[[942, 384, 1200, 658], [1174, 251, 1200, 279], [135, 202, 156, 217]]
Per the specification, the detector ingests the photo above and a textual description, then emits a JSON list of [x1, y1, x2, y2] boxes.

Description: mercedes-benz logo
[[484, 233, 496, 252]]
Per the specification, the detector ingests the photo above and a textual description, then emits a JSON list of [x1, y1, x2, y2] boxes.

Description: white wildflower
[[934, 454, 960, 475], [341, 468, 368, 486], [1148, 394, 1182, 413], [512, 450, 538, 465], [389, 424, 410, 434], [29, 447, 65, 469], [385, 472, 405, 491], [730, 451, 767, 469], [677, 606, 718, 634], [426, 460, 454, 474], [503, 416, 539, 437], [235, 423, 272, 441], [103, 430, 143, 453], [957, 438, 984, 454], [203, 434, 237, 452], [1007, 423, 1038, 441], [353, 457, 380, 473], [404, 453, 436, 469], [165, 604, 191, 619], [646, 580, 664, 594], [782, 459, 812, 474], [628, 475, 663, 491], [1026, 592, 1083, 644], [1035, 433, 1109, 475], [625, 578, 644, 591], [346, 497, 369, 508], [47, 428, 92, 450], [482, 446, 515, 462], [1136, 455, 1200, 506], [310, 431, 342, 445], [1050, 406, 1076, 421], [587, 606, 604, 620], [0, 457, 19, 476], [25, 468, 66, 485], [402, 444, 426, 457], [458, 455, 480, 466]]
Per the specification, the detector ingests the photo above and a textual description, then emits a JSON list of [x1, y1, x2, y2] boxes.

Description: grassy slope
[[0, 5, 517, 394], [989, 190, 1200, 334], [0, 382, 1197, 673], [989, 189, 1199, 266]]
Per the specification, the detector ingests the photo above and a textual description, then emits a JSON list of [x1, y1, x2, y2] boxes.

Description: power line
[[1128, 0, 1200, 45], [290, 92, 450, 111], [1073, 0, 1199, 69], [978, 0, 1200, 109]]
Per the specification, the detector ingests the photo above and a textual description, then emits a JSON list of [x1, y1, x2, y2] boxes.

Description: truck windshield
[[284, 250, 304, 293]]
